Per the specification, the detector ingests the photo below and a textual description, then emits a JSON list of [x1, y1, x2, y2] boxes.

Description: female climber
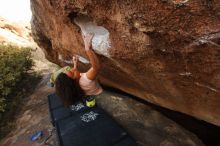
[[51, 33, 103, 106]]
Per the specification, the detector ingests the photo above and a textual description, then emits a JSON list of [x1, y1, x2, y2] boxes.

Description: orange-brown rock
[[30, 0, 220, 126]]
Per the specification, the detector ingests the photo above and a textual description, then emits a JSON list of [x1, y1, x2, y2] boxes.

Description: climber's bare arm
[[85, 50, 100, 80], [83, 33, 100, 80]]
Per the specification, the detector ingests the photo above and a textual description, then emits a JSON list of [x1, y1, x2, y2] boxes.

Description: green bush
[[0, 43, 33, 112]]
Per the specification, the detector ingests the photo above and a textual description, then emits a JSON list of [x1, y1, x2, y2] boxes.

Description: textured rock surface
[[30, 0, 220, 126], [96, 92, 205, 146]]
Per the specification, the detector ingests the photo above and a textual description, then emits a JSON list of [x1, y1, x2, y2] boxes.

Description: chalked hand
[[83, 33, 94, 50], [72, 55, 78, 68]]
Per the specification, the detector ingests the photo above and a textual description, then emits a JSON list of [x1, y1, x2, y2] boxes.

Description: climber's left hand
[[72, 55, 78, 69]]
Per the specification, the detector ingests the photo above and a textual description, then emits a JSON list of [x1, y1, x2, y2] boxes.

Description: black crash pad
[[48, 93, 63, 110], [113, 136, 139, 146], [48, 94, 90, 126], [48, 93, 138, 146]]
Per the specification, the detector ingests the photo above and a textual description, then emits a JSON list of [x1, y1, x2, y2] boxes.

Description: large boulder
[[30, 0, 220, 126]]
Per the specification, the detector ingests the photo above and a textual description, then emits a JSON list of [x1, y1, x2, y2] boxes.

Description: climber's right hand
[[83, 33, 94, 51]]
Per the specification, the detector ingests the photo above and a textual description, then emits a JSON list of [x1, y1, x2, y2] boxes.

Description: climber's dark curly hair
[[55, 73, 84, 107]]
